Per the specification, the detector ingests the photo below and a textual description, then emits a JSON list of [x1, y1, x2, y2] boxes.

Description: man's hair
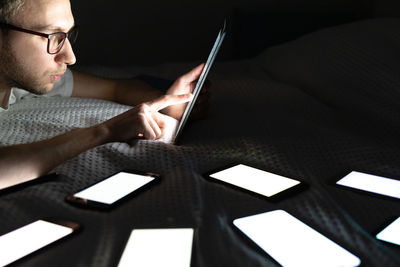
[[0, 0, 25, 23]]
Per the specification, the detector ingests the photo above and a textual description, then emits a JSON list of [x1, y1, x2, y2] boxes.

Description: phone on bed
[[205, 164, 305, 201], [118, 228, 194, 267], [172, 19, 226, 144], [233, 210, 361, 267], [0, 219, 79, 266], [336, 171, 400, 200], [376, 216, 400, 246], [65, 170, 160, 209]]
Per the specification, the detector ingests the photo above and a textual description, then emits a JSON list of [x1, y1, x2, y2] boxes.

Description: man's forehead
[[16, 0, 74, 31]]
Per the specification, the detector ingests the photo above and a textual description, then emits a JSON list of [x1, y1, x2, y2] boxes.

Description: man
[[0, 0, 207, 189]]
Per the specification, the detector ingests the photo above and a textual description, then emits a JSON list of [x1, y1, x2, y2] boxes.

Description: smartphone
[[0, 219, 79, 267], [0, 173, 58, 195], [66, 170, 160, 209], [376, 216, 400, 246], [117, 228, 194, 267], [336, 171, 400, 200], [233, 210, 361, 267], [205, 164, 304, 201]]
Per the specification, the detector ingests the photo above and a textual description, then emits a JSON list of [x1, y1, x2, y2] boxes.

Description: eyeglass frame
[[0, 22, 79, 55]]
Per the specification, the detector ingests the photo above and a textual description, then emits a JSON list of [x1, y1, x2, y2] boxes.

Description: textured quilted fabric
[[1, 18, 400, 267]]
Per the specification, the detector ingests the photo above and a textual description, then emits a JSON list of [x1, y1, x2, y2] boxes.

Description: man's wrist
[[89, 124, 112, 145]]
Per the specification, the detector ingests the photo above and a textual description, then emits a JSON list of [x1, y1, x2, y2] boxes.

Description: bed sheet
[[1, 19, 400, 267]]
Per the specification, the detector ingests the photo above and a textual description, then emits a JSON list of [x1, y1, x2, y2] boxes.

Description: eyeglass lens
[[49, 27, 78, 54]]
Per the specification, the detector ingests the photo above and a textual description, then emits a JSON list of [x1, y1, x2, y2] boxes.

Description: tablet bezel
[[172, 20, 227, 144]]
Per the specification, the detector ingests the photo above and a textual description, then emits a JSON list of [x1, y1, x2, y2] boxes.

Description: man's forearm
[[0, 125, 109, 189]]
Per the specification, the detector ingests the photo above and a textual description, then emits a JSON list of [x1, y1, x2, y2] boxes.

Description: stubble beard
[[0, 39, 54, 95]]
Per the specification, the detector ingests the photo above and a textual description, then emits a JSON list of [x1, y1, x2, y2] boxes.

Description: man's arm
[[0, 65, 203, 189], [0, 126, 107, 189], [71, 64, 207, 120], [0, 93, 193, 190]]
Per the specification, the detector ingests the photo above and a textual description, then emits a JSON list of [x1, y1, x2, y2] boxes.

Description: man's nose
[[55, 38, 76, 66]]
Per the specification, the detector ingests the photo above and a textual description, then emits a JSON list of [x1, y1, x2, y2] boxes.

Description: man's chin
[[25, 83, 55, 95]]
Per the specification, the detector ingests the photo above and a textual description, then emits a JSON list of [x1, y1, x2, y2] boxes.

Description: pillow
[[259, 18, 400, 135]]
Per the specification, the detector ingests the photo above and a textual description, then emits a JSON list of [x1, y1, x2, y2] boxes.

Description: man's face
[[0, 0, 76, 94]]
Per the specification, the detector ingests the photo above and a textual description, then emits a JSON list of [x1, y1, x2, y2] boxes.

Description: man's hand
[[0, 93, 192, 189], [162, 63, 211, 120], [101, 93, 193, 142]]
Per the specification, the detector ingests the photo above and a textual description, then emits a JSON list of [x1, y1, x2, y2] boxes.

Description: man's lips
[[50, 73, 64, 82]]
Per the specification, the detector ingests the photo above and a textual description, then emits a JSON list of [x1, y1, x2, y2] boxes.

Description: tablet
[[172, 20, 226, 144]]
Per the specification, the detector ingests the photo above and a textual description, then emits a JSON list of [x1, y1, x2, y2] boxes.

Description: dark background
[[70, 0, 400, 67], [2, 2, 400, 266]]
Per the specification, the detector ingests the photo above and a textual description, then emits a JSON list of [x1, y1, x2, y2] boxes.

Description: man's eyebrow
[[32, 24, 75, 32]]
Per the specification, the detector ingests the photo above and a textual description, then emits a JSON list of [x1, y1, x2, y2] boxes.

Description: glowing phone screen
[[209, 164, 301, 197], [337, 171, 400, 199], [0, 220, 76, 266], [234, 210, 361, 267], [73, 172, 155, 205], [118, 228, 194, 267], [376, 217, 400, 246]]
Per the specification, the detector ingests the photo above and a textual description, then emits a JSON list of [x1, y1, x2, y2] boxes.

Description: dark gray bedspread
[[0, 18, 399, 267]]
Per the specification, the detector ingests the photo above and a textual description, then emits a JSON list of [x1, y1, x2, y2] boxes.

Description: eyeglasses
[[0, 23, 78, 54]]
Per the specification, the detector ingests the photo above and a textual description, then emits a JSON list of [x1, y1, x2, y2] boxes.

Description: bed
[[0, 18, 399, 266]]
